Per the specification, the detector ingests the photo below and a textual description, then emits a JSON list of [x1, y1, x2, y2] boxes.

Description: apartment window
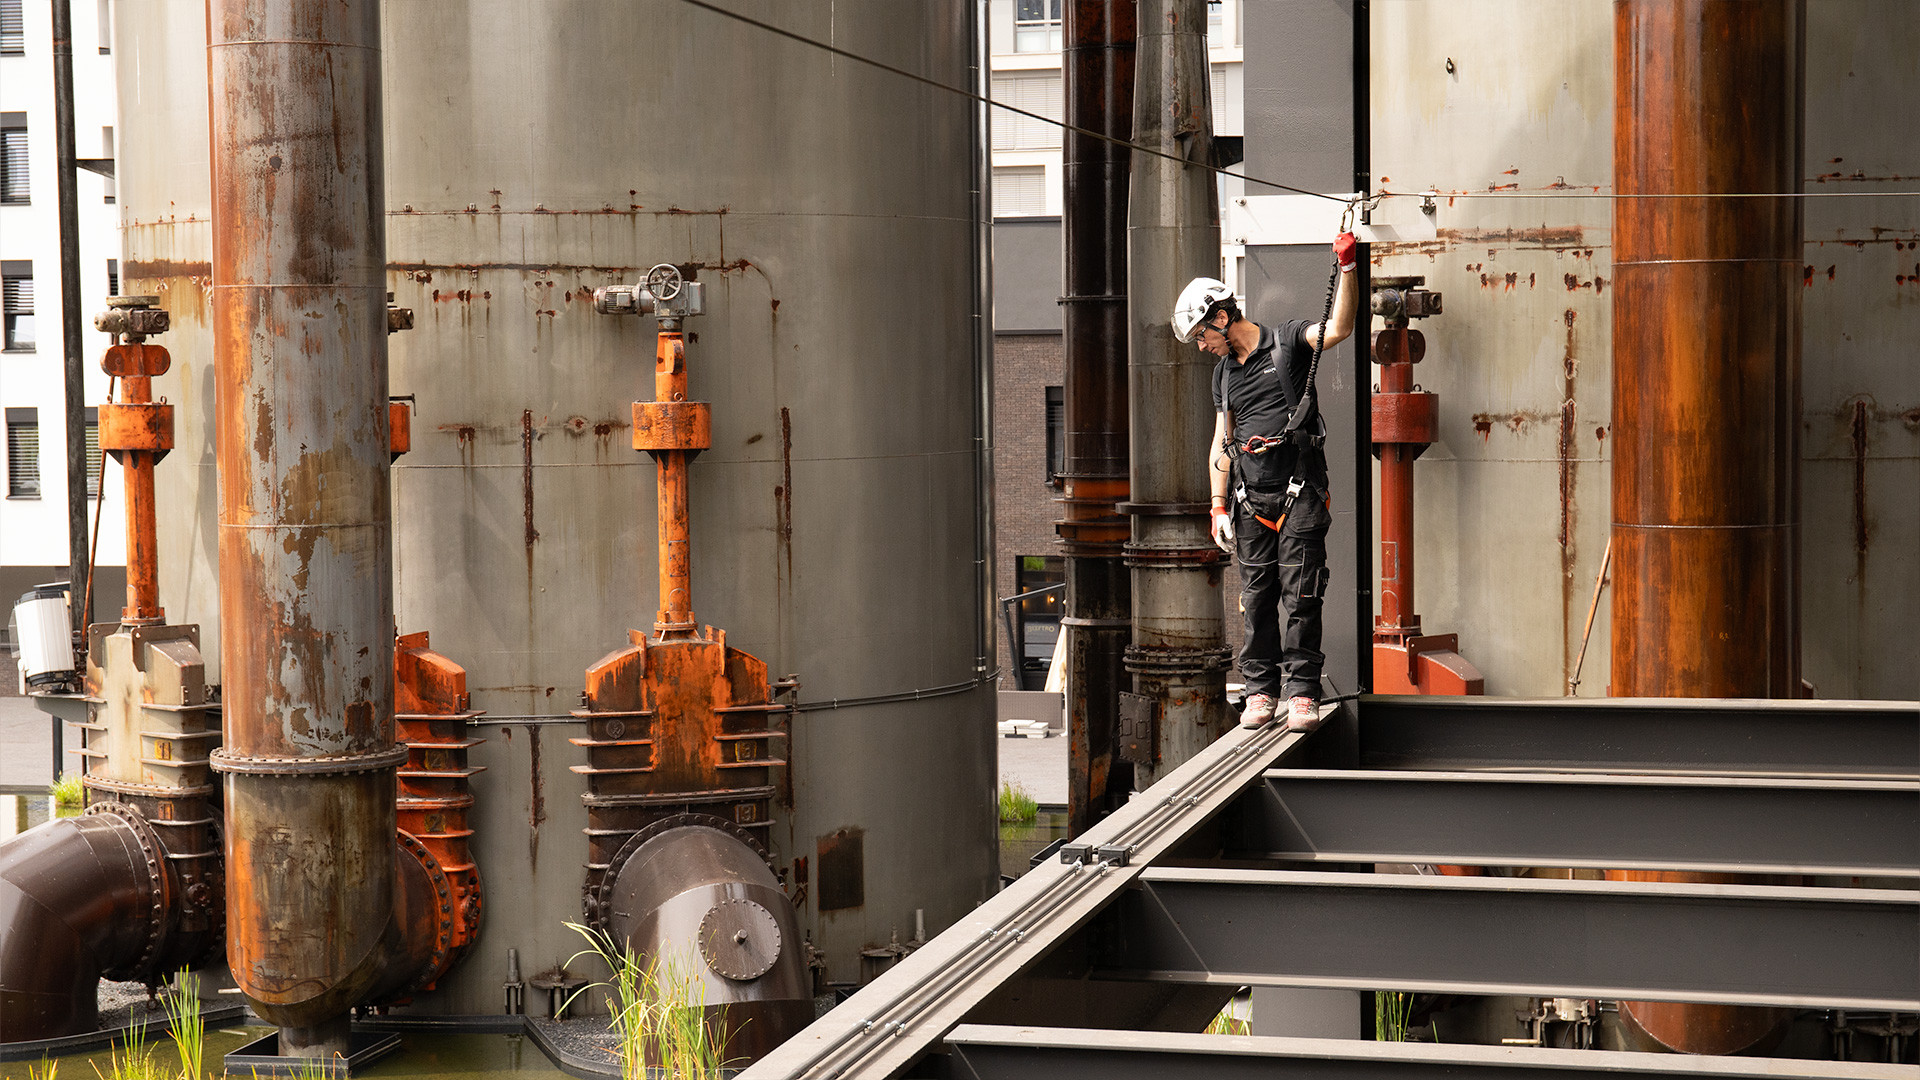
[[991, 72, 1063, 152], [1, 0, 24, 56], [993, 165, 1046, 217], [85, 407, 101, 498], [98, 0, 110, 53], [1208, 0, 1224, 44], [3, 262, 32, 351], [1044, 385, 1064, 485], [6, 408, 38, 498], [1013, 0, 1062, 53], [107, 258, 118, 297], [1, 115, 28, 204]]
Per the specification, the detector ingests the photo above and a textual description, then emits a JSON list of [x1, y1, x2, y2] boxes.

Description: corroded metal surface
[[1125, 0, 1230, 786], [1061, 0, 1139, 834], [1611, 0, 1802, 701], [203, 0, 395, 1052]]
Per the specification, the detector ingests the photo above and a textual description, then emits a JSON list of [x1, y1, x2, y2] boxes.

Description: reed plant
[[565, 922, 737, 1080], [997, 781, 1038, 824], [161, 968, 203, 1080], [90, 1019, 160, 1080], [24, 1057, 57, 1080], [1203, 1008, 1250, 1036], [1373, 990, 1413, 1042]]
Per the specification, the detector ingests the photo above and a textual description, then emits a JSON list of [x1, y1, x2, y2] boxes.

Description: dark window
[[1012, 555, 1064, 689], [2, 262, 33, 351], [85, 407, 100, 498], [1, 116, 28, 204], [106, 258, 118, 297], [1044, 385, 1064, 486], [6, 407, 39, 498], [1013, 0, 1062, 53], [1, 0, 23, 56]]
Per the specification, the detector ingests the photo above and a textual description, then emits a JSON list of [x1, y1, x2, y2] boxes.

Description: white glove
[[1210, 506, 1235, 552]]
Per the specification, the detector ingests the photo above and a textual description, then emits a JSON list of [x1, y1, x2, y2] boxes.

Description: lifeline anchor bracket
[[1059, 843, 1134, 867]]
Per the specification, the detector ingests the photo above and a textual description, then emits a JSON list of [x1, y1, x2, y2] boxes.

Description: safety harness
[[1226, 241, 1344, 533]]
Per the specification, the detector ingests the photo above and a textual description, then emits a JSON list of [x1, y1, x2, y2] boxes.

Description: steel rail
[[1230, 769, 1920, 877], [944, 1025, 1915, 1080], [1098, 869, 1920, 1011]]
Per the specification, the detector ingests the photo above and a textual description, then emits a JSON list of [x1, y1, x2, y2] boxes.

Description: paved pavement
[[997, 730, 1066, 807]]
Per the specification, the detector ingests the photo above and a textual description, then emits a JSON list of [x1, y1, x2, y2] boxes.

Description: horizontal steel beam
[[944, 1025, 1915, 1080], [1356, 696, 1920, 778], [1229, 770, 1920, 877], [1096, 869, 1920, 1010]]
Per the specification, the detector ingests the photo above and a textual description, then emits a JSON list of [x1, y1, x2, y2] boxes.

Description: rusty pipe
[[204, 0, 398, 1057], [634, 330, 711, 637], [99, 342, 175, 626], [1061, 0, 1137, 834], [1123, 0, 1229, 784]]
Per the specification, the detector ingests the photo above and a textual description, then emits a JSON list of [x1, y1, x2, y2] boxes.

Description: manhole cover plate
[[699, 898, 781, 980]]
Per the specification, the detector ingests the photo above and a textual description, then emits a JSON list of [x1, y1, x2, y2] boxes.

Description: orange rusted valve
[[97, 298, 175, 626]]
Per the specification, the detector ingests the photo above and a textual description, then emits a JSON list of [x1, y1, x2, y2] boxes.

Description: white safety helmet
[[1171, 277, 1235, 343]]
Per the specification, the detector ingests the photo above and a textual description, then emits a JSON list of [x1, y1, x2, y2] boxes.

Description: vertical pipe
[[1125, 0, 1228, 784], [651, 331, 697, 634], [204, 0, 398, 1058], [115, 371, 162, 625], [1611, 0, 1801, 701], [1610, 0, 1802, 1056], [1061, 0, 1137, 835], [50, 0, 89, 636], [1374, 337, 1415, 634]]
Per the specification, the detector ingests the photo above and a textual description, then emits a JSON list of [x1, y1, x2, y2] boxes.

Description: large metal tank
[[117, 0, 996, 1012]]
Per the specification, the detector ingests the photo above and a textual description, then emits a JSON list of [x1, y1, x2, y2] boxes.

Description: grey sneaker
[[1285, 696, 1323, 732], [1240, 693, 1277, 728]]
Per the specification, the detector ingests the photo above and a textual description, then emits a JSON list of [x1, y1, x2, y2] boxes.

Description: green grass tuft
[[1204, 1009, 1250, 1036], [997, 781, 1038, 824], [162, 968, 204, 1080], [50, 772, 84, 812], [90, 1019, 160, 1080], [565, 921, 739, 1080], [1374, 991, 1413, 1042]]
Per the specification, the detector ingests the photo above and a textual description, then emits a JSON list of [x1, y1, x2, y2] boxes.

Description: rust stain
[[1473, 418, 1492, 441], [124, 258, 212, 278], [528, 726, 545, 872], [522, 410, 540, 550], [1563, 273, 1609, 293], [1470, 409, 1559, 434], [1850, 400, 1869, 555], [777, 407, 794, 580], [1559, 309, 1579, 688]]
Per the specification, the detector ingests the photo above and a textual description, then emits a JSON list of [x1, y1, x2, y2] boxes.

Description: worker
[[1172, 231, 1360, 731]]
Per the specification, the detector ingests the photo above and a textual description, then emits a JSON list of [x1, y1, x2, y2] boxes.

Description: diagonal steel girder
[[943, 1025, 1917, 1080], [1094, 869, 1920, 1010], [1225, 769, 1920, 877], [1357, 696, 1920, 777]]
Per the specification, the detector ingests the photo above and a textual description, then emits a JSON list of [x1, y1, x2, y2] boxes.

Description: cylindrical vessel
[[1609, 0, 1803, 1056], [1061, 0, 1138, 830], [1125, 0, 1229, 784], [203, 0, 398, 1055], [1610, 0, 1801, 700], [122, 0, 995, 1008]]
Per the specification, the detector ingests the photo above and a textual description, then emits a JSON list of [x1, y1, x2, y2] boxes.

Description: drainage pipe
[[204, 0, 400, 1058], [1060, 0, 1138, 834], [1123, 0, 1229, 784]]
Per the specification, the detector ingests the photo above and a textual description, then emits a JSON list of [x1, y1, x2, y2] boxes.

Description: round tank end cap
[[698, 898, 782, 981]]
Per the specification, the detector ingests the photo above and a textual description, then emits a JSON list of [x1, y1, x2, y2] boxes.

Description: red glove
[[1333, 231, 1359, 273], [1210, 506, 1235, 552]]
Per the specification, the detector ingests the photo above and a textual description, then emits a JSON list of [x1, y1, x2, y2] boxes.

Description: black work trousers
[[1233, 486, 1330, 700]]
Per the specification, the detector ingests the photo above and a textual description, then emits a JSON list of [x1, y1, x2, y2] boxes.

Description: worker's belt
[[1234, 475, 1308, 533]]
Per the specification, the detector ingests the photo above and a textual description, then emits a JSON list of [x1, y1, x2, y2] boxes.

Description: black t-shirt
[[1211, 319, 1329, 490]]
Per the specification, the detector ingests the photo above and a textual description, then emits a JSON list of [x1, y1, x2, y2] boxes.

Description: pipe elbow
[[0, 811, 168, 1040]]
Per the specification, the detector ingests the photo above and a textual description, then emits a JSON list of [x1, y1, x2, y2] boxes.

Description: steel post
[[50, 0, 89, 635], [1122, 0, 1229, 787], [204, 0, 397, 1057], [1060, 0, 1138, 835]]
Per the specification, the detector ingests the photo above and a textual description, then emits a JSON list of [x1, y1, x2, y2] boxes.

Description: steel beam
[[737, 722, 1319, 1080], [1228, 770, 1920, 877], [944, 1026, 1914, 1080], [1357, 697, 1920, 777], [1096, 869, 1919, 1010]]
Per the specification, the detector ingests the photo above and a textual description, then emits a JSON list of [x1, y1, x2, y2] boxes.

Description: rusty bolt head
[[388, 305, 416, 334]]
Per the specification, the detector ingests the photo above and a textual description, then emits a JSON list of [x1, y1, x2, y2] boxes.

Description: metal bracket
[[1117, 691, 1159, 766]]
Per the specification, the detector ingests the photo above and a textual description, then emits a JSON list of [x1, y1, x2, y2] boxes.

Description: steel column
[[1356, 697, 1920, 777], [1096, 869, 1919, 1010], [1061, 0, 1138, 835], [50, 0, 89, 635], [1225, 769, 1920, 877], [1123, 0, 1229, 785], [204, 0, 397, 1058], [944, 1025, 1914, 1080]]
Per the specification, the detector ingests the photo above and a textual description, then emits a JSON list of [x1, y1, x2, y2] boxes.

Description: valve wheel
[[645, 264, 684, 301]]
